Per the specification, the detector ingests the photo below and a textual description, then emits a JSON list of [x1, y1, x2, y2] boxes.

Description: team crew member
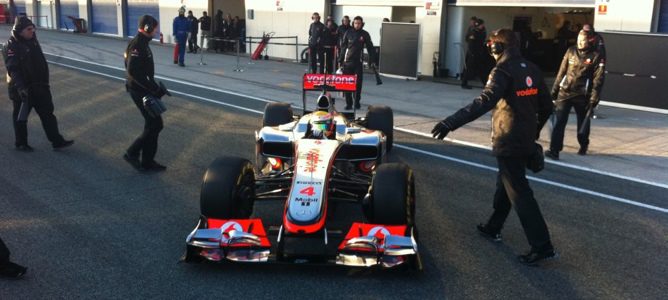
[[308, 12, 326, 73], [545, 28, 605, 159], [322, 18, 338, 74], [199, 11, 211, 49], [461, 18, 489, 89], [4, 16, 74, 151], [186, 10, 199, 53], [431, 29, 556, 265], [338, 16, 376, 110], [172, 6, 191, 66], [0, 236, 27, 278], [124, 15, 168, 172]]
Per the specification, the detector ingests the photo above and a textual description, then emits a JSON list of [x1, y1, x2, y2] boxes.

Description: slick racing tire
[[200, 156, 256, 219], [366, 105, 394, 152], [263, 102, 293, 127], [367, 163, 415, 226]]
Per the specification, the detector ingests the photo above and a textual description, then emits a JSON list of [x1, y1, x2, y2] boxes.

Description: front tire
[[366, 105, 394, 152], [200, 156, 256, 219], [366, 163, 415, 226], [263, 102, 293, 127]]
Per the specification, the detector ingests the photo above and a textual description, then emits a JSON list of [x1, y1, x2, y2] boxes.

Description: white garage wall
[[594, 0, 656, 32], [244, 0, 326, 61]]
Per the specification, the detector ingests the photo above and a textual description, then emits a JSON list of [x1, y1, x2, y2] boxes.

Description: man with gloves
[[4, 16, 74, 151], [124, 15, 170, 172], [431, 29, 556, 266], [545, 28, 605, 159]]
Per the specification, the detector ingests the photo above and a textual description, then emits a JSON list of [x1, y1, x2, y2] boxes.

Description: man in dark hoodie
[[431, 29, 556, 266], [4, 16, 74, 152], [308, 12, 326, 73], [338, 16, 376, 110], [0, 236, 27, 279], [124, 15, 169, 172]]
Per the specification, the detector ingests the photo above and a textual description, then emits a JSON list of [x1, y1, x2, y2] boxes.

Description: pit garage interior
[[445, 4, 595, 77]]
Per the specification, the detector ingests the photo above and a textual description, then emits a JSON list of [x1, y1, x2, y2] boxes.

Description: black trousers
[[188, 32, 199, 52], [487, 156, 552, 251], [461, 52, 489, 86], [549, 95, 590, 153], [309, 46, 324, 74], [11, 87, 65, 147], [0, 236, 9, 266], [127, 91, 163, 164], [343, 62, 364, 107], [322, 47, 335, 74]]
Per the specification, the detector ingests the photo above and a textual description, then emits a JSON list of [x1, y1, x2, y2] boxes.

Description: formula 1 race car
[[184, 73, 421, 270]]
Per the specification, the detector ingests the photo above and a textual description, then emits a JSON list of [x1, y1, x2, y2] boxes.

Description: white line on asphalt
[[44, 52, 275, 104], [47, 58, 668, 214], [396, 144, 668, 214], [394, 127, 668, 190], [46, 53, 668, 190]]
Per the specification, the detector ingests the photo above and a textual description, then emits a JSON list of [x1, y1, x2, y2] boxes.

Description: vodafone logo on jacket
[[516, 76, 538, 97], [525, 76, 533, 87]]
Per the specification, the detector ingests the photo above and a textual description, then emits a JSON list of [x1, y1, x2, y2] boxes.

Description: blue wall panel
[[14, 0, 26, 16], [125, 0, 160, 37], [91, 0, 117, 34], [59, 0, 80, 30], [659, 0, 668, 33]]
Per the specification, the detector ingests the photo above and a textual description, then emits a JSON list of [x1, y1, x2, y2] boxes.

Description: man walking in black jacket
[[4, 16, 74, 151], [545, 28, 605, 159], [308, 12, 326, 73], [338, 16, 376, 110], [432, 29, 556, 266], [124, 15, 168, 172]]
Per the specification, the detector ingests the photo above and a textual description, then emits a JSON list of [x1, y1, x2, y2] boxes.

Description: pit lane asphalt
[[0, 63, 666, 299]]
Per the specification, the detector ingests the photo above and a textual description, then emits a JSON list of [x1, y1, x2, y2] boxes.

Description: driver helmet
[[310, 111, 335, 139]]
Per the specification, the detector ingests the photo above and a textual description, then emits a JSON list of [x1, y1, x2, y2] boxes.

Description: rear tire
[[200, 156, 256, 219], [367, 163, 415, 226], [366, 105, 394, 152], [263, 102, 293, 127]]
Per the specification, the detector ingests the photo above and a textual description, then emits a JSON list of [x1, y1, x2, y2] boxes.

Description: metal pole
[[295, 36, 298, 63], [199, 35, 207, 66], [248, 36, 254, 65], [234, 39, 243, 72]]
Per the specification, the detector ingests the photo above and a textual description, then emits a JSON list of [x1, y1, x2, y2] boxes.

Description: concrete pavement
[[3, 26, 667, 187]]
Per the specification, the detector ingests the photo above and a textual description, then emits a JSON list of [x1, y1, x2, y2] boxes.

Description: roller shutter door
[[125, 0, 160, 37], [59, 0, 79, 30], [91, 0, 117, 34]]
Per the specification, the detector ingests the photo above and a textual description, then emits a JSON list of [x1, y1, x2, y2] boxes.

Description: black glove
[[431, 120, 452, 140], [159, 81, 172, 97], [18, 88, 31, 103], [550, 89, 558, 100]]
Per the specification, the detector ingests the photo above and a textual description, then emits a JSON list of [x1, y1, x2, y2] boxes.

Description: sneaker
[[578, 145, 588, 156], [123, 153, 142, 170], [179, 63, 185, 67], [0, 262, 27, 279], [518, 248, 558, 266], [461, 85, 473, 90], [354, 103, 361, 109], [476, 224, 502, 242], [141, 161, 167, 172], [15, 144, 34, 152], [344, 105, 352, 110], [52, 140, 74, 150], [544, 149, 559, 160], [173, 60, 178, 64]]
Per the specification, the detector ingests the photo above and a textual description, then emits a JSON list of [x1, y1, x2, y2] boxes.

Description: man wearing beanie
[[545, 27, 605, 160], [173, 6, 191, 66], [124, 15, 169, 172], [4, 16, 74, 151]]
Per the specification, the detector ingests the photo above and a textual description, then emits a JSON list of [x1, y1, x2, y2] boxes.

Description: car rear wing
[[302, 73, 358, 116]]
